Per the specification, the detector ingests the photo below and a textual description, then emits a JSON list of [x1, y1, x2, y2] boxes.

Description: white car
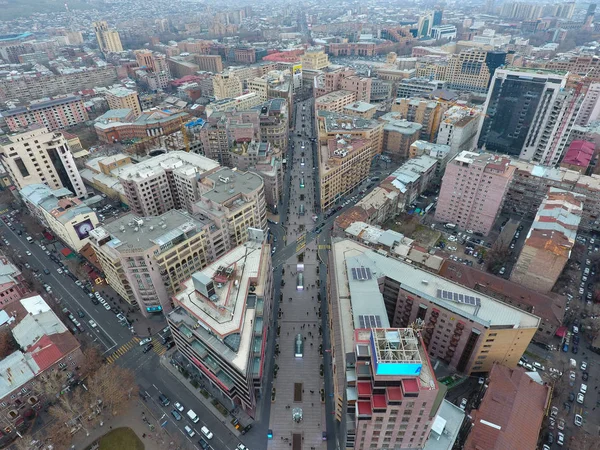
[[56, 268, 63, 274], [88, 320, 97, 329], [104, 303, 111, 311], [459, 398, 467, 410], [448, 236, 457, 242], [139, 337, 152, 346], [557, 432, 564, 446], [25, 251, 31, 256], [577, 393, 585, 404], [581, 383, 587, 394], [466, 229, 473, 234], [581, 361, 588, 371], [569, 371, 576, 381], [575, 414, 583, 426], [174, 402, 184, 412], [201, 426, 213, 439], [499, 267, 506, 275]]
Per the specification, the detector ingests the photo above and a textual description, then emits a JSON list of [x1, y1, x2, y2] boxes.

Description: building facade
[[436, 105, 482, 154], [315, 90, 357, 114], [213, 73, 243, 100], [391, 98, 447, 142], [93, 21, 123, 53], [2, 96, 88, 132], [105, 87, 142, 117]]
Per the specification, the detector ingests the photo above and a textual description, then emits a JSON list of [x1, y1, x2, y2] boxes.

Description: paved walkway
[[70, 400, 177, 450]]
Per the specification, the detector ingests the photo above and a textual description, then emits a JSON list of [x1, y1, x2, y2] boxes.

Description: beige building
[[119, 151, 221, 216], [93, 21, 123, 53], [315, 90, 357, 114], [247, 77, 268, 102], [20, 184, 99, 251], [0, 125, 86, 197], [213, 73, 243, 100], [205, 93, 263, 116], [379, 113, 423, 161], [342, 101, 377, 119], [104, 87, 142, 117], [316, 110, 384, 157], [436, 105, 482, 154], [391, 98, 448, 141], [511, 188, 584, 292], [194, 54, 223, 73], [301, 47, 330, 70]]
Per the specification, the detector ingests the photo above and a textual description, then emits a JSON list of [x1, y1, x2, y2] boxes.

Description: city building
[[0, 125, 86, 197], [445, 50, 506, 93], [253, 98, 289, 151], [2, 95, 89, 132], [329, 238, 540, 377], [409, 140, 454, 180], [92, 21, 123, 54], [423, 401, 465, 450], [351, 188, 400, 226], [104, 87, 141, 116], [301, 47, 330, 70], [439, 260, 566, 345], [315, 90, 357, 114], [511, 188, 583, 292], [119, 151, 220, 216], [380, 115, 423, 161], [316, 110, 384, 156], [369, 79, 393, 103], [20, 184, 99, 251], [80, 153, 132, 203], [134, 51, 171, 90], [343, 102, 377, 119], [544, 55, 600, 82], [463, 364, 550, 450], [94, 108, 189, 143], [89, 210, 214, 315], [477, 68, 580, 165], [391, 98, 447, 142], [0, 255, 28, 309], [213, 73, 243, 100], [0, 296, 83, 414], [560, 140, 595, 173], [381, 155, 438, 210], [205, 93, 263, 116], [396, 78, 448, 99], [168, 57, 200, 79], [318, 137, 374, 210], [314, 67, 372, 102], [435, 151, 515, 235], [431, 25, 457, 40], [168, 238, 272, 418], [194, 55, 224, 73], [247, 71, 294, 107], [436, 105, 482, 154]]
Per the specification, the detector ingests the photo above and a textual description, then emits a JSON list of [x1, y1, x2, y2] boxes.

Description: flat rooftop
[[316, 89, 355, 104], [171, 241, 268, 374], [202, 168, 263, 204], [90, 210, 206, 255], [117, 151, 219, 182], [344, 101, 376, 113]]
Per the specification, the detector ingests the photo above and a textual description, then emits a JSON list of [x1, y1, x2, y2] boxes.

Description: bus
[[297, 272, 304, 290], [299, 204, 305, 215], [295, 334, 304, 358], [300, 178, 305, 188]]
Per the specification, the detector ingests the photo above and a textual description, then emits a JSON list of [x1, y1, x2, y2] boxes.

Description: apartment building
[[409, 140, 454, 180], [93, 21, 123, 53], [396, 78, 447, 99], [0, 125, 86, 197], [511, 188, 584, 292], [314, 67, 372, 102], [301, 47, 330, 70], [370, 78, 393, 102], [343, 101, 377, 119], [381, 155, 438, 211], [477, 68, 578, 166], [134, 51, 170, 90], [193, 168, 268, 248], [246, 71, 294, 108], [2, 95, 88, 132], [445, 50, 506, 93], [379, 114, 422, 161], [119, 151, 220, 216], [20, 184, 99, 251], [328, 239, 539, 448], [315, 90, 357, 114], [0, 255, 28, 309], [316, 110, 384, 157], [194, 54, 223, 73], [254, 98, 289, 151], [168, 239, 273, 418], [213, 73, 243, 100], [505, 160, 600, 233], [104, 87, 142, 117], [0, 66, 119, 102], [205, 93, 263, 116], [560, 140, 595, 173], [436, 105, 481, 154], [391, 98, 447, 141], [89, 210, 218, 315], [544, 55, 600, 81], [575, 82, 600, 126], [318, 137, 374, 210], [229, 141, 283, 209], [168, 57, 200, 79], [435, 151, 515, 235]]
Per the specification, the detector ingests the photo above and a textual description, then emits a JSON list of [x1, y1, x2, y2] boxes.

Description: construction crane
[[179, 117, 206, 152]]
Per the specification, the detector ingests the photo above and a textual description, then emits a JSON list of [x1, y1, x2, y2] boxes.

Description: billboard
[[292, 63, 303, 89], [73, 219, 95, 240]]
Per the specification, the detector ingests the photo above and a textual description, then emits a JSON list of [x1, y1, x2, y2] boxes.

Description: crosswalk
[[106, 337, 169, 364]]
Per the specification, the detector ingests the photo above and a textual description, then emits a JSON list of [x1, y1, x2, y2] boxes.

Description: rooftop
[[383, 119, 423, 135], [424, 400, 465, 450], [318, 110, 382, 133], [343, 101, 377, 113], [2, 95, 82, 117], [105, 87, 138, 98], [118, 151, 219, 183], [201, 168, 263, 205], [388, 155, 438, 193], [316, 89, 356, 104], [562, 140, 595, 167]]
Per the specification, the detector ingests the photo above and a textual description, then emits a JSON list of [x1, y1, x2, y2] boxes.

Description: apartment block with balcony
[[213, 73, 243, 100], [435, 151, 515, 235], [93, 21, 123, 54], [89, 210, 219, 316], [436, 105, 482, 154], [253, 98, 289, 151], [316, 110, 384, 157], [168, 239, 273, 418], [2, 95, 89, 132], [391, 98, 447, 142], [119, 151, 221, 217], [0, 125, 86, 197], [104, 87, 142, 116], [315, 90, 357, 114]]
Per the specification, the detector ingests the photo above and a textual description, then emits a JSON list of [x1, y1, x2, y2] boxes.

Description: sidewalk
[[159, 354, 245, 436], [71, 400, 175, 450]]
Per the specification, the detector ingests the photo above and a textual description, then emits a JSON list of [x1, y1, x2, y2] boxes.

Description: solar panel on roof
[[351, 268, 357, 280], [365, 268, 372, 279], [375, 316, 382, 327], [359, 316, 365, 328]]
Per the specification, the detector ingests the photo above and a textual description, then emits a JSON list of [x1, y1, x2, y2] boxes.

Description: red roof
[[562, 140, 595, 167], [60, 248, 72, 257], [28, 333, 78, 372], [372, 394, 387, 409], [402, 378, 419, 394], [357, 381, 372, 397], [357, 401, 372, 416], [464, 364, 550, 450], [387, 386, 403, 401]]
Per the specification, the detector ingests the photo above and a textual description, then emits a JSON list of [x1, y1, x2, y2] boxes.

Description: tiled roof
[[464, 364, 550, 450], [28, 335, 64, 372]]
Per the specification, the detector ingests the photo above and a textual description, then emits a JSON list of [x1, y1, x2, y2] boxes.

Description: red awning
[[43, 232, 54, 241], [60, 248, 72, 257], [555, 326, 568, 338]]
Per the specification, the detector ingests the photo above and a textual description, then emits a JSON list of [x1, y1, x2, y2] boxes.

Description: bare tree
[[79, 347, 105, 378], [43, 420, 73, 450], [86, 365, 138, 419], [0, 329, 16, 358]]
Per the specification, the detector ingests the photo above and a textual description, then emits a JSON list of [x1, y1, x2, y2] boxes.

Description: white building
[[436, 105, 482, 155]]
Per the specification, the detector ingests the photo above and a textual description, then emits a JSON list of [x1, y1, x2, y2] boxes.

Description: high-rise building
[[213, 73, 243, 100], [0, 126, 86, 197], [436, 105, 482, 154], [328, 239, 540, 448], [118, 152, 220, 216], [575, 82, 600, 126], [92, 21, 123, 54], [301, 47, 330, 70], [316, 110, 384, 157], [168, 238, 273, 418], [253, 98, 289, 151], [2, 95, 88, 132], [104, 87, 142, 117], [391, 98, 448, 141], [477, 68, 576, 165], [445, 49, 506, 93], [380, 117, 423, 161], [511, 188, 583, 292], [435, 151, 515, 235], [194, 54, 223, 73], [134, 51, 170, 90], [315, 90, 357, 114], [396, 78, 447, 99]]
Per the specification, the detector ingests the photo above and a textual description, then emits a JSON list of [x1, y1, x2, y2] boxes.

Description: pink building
[[3, 95, 88, 132], [435, 151, 515, 235], [0, 256, 28, 308], [560, 140, 595, 173]]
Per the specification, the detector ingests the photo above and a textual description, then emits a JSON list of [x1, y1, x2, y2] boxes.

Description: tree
[[0, 329, 16, 358], [79, 347, 105, 378], [43, 420, 73, 450], [86, 365, 138, 419]]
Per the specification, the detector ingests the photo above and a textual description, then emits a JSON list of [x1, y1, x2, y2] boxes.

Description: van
[[201, 426, 213, 439], [187, 409, 199, 423], [158, 394, 170, 406], [26, 236, 33, 243]]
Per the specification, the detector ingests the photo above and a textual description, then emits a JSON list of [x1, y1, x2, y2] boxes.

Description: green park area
[[93, 427, 144, 450]]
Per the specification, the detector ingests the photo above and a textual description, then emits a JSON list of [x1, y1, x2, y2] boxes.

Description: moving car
[[139, 337, 152, 346], [459, 398, 467, 410]]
